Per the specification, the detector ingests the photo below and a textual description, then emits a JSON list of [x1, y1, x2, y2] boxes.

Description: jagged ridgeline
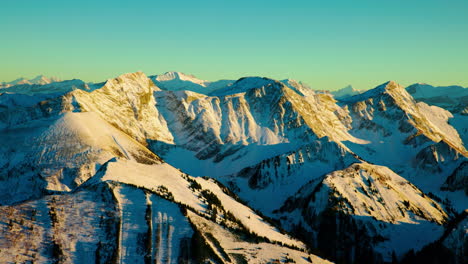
[[0, 72, 466, 264]]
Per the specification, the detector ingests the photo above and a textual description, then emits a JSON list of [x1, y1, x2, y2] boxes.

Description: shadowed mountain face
[[331, 85, 363, 99], [0, 72, 466, 264]]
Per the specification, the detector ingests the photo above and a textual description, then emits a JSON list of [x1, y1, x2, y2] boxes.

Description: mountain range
[[0, 72, 466, 263], [0, 75, 62, 88]]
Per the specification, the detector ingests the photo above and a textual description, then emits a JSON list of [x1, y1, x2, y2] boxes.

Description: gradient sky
[[1, 0, 467, 90]]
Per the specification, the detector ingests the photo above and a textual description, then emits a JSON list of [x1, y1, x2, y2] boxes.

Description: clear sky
[[1, 0, 467, 90]]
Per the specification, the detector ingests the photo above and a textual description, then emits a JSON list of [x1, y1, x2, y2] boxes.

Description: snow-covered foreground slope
[[111, 184, 194, 264], [187, 211, 331, 264], [86, 158, 305, 249], [0, 157, 331, 263]]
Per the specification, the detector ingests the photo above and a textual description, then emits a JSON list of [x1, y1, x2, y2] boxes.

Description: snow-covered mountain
[[0, 157, 327, 263], [276, 162, 448, 263], [0, 75, 61, 88], [406, 83, 468, 114], [406, 83, 468, 158], [0, 72, 466, 263], [331, 85, 364, 99], [0, 72, 331, 263], [149, 71, 234, 94]]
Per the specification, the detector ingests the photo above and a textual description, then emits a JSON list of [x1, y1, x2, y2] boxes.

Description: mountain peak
[[154, 71, 206, 85], [343, 80, 404, 102], [100, 71, 159, 93], [384, 80, 401, 90], [342, 84, 354, 91], [280, 79, 315, 97], [331, 84, 363, 99], [29, 75, 61, 85], [115, 71, 147, 80], [210, 76, 281, 96], [149, 72, 235, 94], [373, 80, 402, 92], [30, 74, 46, 80]]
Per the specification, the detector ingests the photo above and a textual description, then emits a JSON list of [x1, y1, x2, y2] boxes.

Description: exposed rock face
[[152, 77, 363, 161], [71, 72, 174, 144], [0, 75, 62, 88], [331, 84, 363, 99]]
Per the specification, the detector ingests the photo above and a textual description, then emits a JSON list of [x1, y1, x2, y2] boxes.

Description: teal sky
[[1, 0, 467, 90]]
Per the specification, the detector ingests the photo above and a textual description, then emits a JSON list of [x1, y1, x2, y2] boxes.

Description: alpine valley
[[0, 71, 466, 264]]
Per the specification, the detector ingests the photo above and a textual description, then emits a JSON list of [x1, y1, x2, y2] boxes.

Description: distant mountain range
[[0, 75, 61, 88], [330, 84, 363, 99], [0, 72, 466, 263]]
